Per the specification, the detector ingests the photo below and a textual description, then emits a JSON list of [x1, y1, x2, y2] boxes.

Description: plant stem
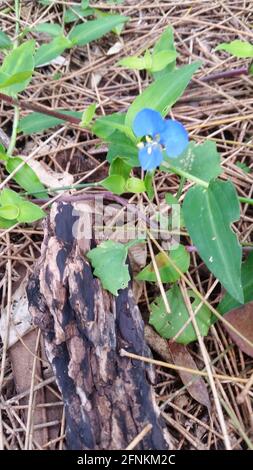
[[165, 161, 253, 205], [176, 175, 186, 199], [7, 0, 20, 155], [7, 105, 19, 155]]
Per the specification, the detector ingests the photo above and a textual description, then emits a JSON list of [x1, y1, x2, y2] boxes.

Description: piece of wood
[[27, 202, 168, 450]]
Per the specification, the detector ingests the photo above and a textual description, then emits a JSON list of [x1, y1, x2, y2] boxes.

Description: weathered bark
[[27, 202, 168, 450]]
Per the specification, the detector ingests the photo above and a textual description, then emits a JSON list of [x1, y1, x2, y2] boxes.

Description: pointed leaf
[[126, 61, 201, 127], [17, 201, 45, 223], [216, 40, 253, 58], [68, 16, 129, 46], [183, 180, 243, 303], [0, 40, 35, 94], [35, 35, 72, 67], [6, 157, 48, 198]]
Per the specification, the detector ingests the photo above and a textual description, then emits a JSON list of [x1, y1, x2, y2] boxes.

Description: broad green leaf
[[106, 131, 139, 167], [0, 71, 33, 89], [183, 179, 243, 303], [0, 204, 19, 220], [80, 103, 96, 127], [151, 50, 177, 72], [17, 201, 45, 223], [0, 40, 35, 94], [161, 141, 221, 183], [87, 240, 133, 295], [18, 110, 82, 134], [125, 177, 145, 193], [136, 244, 190, 283], [6, 157, 48, 198], [109, 158, 131, 180], [92, 113, 128, 139], [216, 40, 253, 58], [101, 175, 126, 195], [153, 26, 176, 79], [35, 35, 72, 67], [150, 284, 211, 344], [64, 6, 94, 23], [126, 61, 201, 127], [0, 30, 12, 49], [35, 22, 62, 37], [217, 252, 253, 318], [68, 16, 129, 46]]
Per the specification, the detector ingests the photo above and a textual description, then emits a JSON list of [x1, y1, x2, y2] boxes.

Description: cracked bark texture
[[26, 202, 168, 450]]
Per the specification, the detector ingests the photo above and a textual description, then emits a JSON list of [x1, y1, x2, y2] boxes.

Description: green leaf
[[6, 157, 48, 198], [35, 22, 62, 37], [144, 171, 154, 200], [136, 244, 190, 283], [150, 284, 211, 344], [0, 217, 16, 229], [183, 179, 243, 303], [35, 35, 72, 67], [94, 10, 126, 35], [68, 16, 129, 46], [215, 40, 253, 58], [18, 110, 82, 135], [0, 189, 45, 224], [0, 204, 19, 220], [87, 240, 132, 295], [151, 50, 177, 72], [80, 103, 96, 127], [0, 71, 33, 89], [17, 201, 45, 223], [236, 161, 251, 174], [64, 6, 94, 24], [0, 30, 12, 49], [101, 175, 126, 195], [0, 188, 21, 206], [161, 141, 221, 183], [152, 26, 176, 79], [0, 40, 35, 95], [106, 131, 139, 167], [217, 252, 253, 318], [125, 61, 201, 128], [125, 177, 145, 193], [92, 113, 128, 139], [118, 55, 147, 70], [109, 157, 131, 180]]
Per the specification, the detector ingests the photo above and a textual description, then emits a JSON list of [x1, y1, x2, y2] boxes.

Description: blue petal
[[161, 119, 189, 158], [133, 108, 165, 138], [138, 144, 163, 171]]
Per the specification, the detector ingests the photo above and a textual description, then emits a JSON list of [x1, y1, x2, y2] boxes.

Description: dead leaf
[[223, 301, 253, 357], [168, 342, 211, 409], [0, 277, 33, 348], [144, 326, 210, 409], [107, 41, 123, 55]]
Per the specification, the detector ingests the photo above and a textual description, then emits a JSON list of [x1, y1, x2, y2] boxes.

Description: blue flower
[[133, 108, 189, 171]]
